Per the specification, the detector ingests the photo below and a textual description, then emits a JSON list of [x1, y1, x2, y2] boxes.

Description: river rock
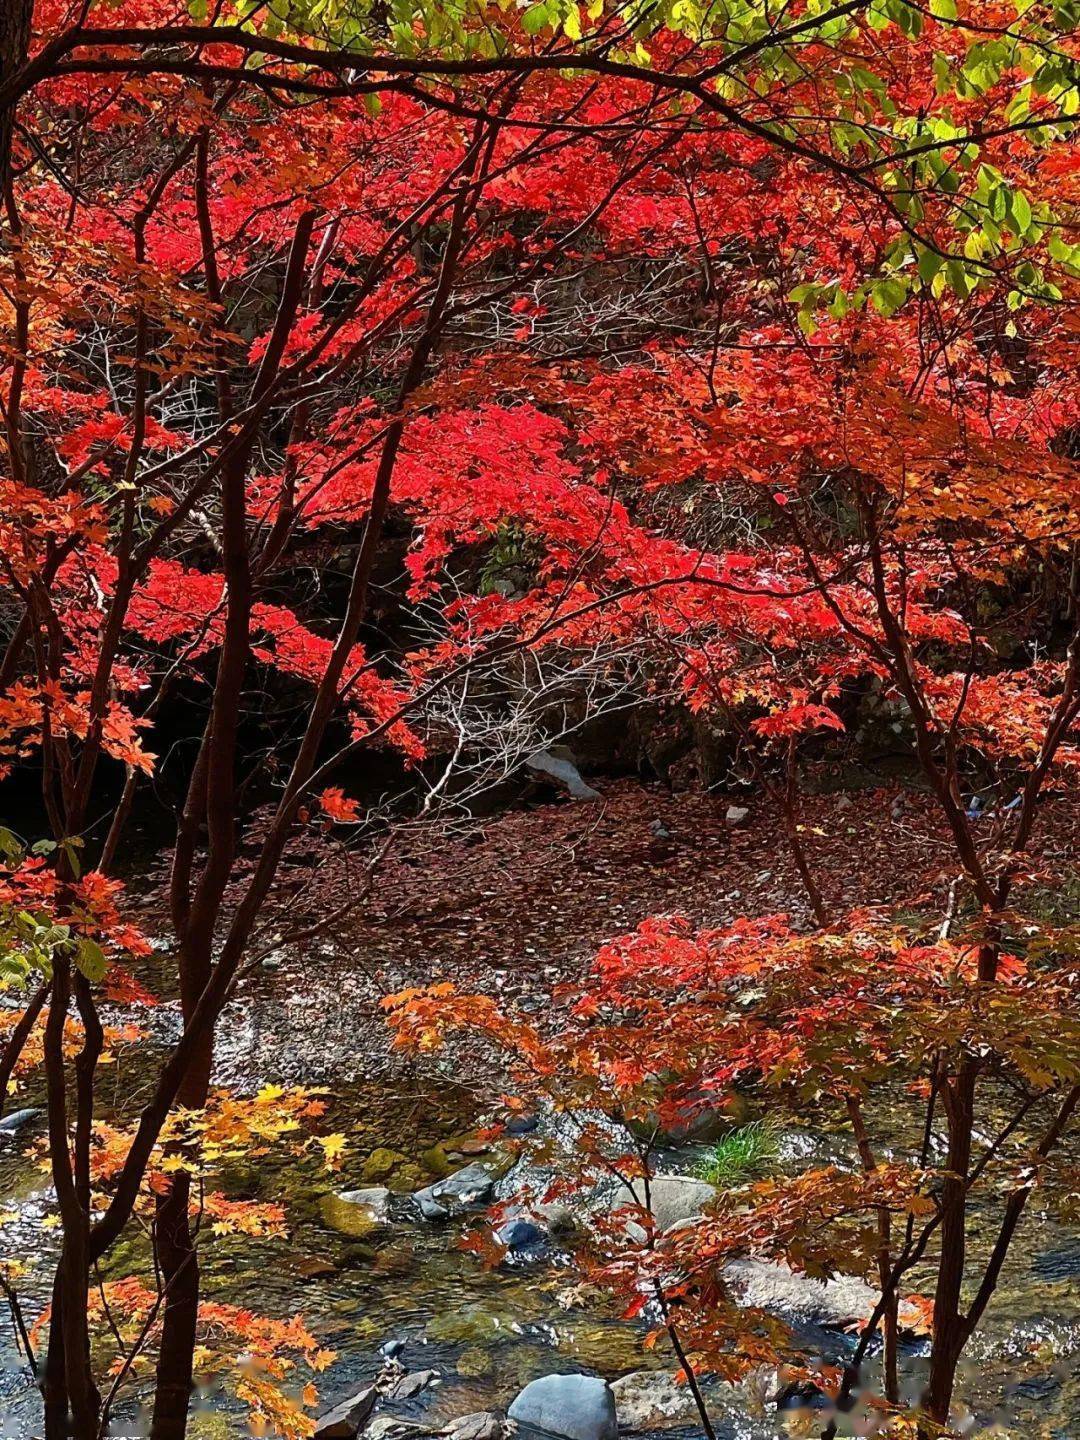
[[508, 1375, 617, 1440], [602, 1175, 717, 1239], [0, 1107, 40, 1134], [722, 1257, 916, 1331], [443, 1414, 503, 1440], [626, 1088, 750, 1146], [495, 1216, 544, 1252], [362, 1147, 409, 1183], [315, 1383, 377, 1439], [504, 1113, 539, 1136], [383, 1369, 439, 1401], [414, 1162, 503, 1219], [320, 1186, 392, 1238], [365, 1420, 425, 1440], [611, 1372, 700, 1431], [525, 748, 601, 801]]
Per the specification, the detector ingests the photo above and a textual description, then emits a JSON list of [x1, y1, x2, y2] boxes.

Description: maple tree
[[0, 0, 1078, 1437]]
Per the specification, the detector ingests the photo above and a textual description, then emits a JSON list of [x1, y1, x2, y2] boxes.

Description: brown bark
[[0, 0, 31, 185]]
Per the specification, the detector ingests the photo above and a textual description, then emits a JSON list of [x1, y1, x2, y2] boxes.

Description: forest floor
[[133, 775, 1080, 1088]]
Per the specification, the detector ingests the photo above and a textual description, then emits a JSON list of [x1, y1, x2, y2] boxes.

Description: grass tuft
[[695, 1118, 780, 1190]]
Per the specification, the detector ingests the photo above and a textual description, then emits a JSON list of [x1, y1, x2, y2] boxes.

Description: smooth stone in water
[[414, 1161, 503, 1218], [0, 1107, 40, 1134], [496, 1217, 544, 1252], [504, 1114, 539, 1136], [363, 1147, 409, 1183], [382, 1369, 438, 1401], [508, 1375, 617, 1440], [320, 1186, 392, 1238]]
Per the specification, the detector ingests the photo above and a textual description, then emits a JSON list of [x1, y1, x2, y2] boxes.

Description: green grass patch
[[695, 1118, 780, 1190]]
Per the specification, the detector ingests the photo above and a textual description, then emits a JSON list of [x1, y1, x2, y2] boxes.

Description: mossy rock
[[361, 1147, 409, 1183], [98, 1237, 148, 1280], [319, 1188, 390, 1239], [388, 1163, 426, 1194], [370, 1240, 415, 1277], [554, 1320, 648, 1374], [214, 1158, 265, 1198], [340, 1242, 379, 1267], [426, 1303, 517, 1346], [457, 1346, 495, 1379], [187, 1416, 234, 1440], [421, 1132, 515, 1180]]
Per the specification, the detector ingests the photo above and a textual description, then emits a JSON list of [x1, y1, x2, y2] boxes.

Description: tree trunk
[[0, 0, 31, 188], [149, 1170, 201, 1440], [149, 950, 214, 1440], [922, 1063, 976, 1428]]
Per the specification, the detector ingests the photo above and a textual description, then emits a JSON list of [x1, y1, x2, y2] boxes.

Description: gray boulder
[[722, 1257, 918, 1331], [495, 1216, 545, 1252], [382, 1369, 439, 1401], [603, 1175, 717, 1240], [611, 1372, 700, 1431], [414, 1162, 500, 1219], [525, 748, 601, 802], [315, 1384, 377, 1439], [0, 1107, 39, 1134], [508, 1375, 617, 1440]]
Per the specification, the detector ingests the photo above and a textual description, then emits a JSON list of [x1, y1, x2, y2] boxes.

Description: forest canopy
[[0, 2, 1078, 1438]]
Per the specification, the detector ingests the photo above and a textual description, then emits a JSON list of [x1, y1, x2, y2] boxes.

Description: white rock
[[611, 1372, 700, 1431]]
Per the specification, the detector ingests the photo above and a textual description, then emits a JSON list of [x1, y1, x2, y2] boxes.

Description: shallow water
[[1, 1006, 1078, 1439]]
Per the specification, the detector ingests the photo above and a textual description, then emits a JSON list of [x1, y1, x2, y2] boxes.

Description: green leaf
[[1009, 189, 1032, 234], [521, 2, 552, 34], [917, 248, 945, 284], [870, 276, 908, 316], [75, 938, 109, 984]]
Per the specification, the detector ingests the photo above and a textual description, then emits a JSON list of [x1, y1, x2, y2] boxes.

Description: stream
[[1, 808, 1079, 1440]]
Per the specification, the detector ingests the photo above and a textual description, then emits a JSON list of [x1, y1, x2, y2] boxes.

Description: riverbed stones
[[611, 1372, 700, 1431], [507, 1375, 617, 1440], [426, 1301, 517, 1345], [320, 1186, 392, 1238], [314, 1383, 377, 1439], [456, 1346, 494, 1379], [443, 1414, 503, 1440]]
